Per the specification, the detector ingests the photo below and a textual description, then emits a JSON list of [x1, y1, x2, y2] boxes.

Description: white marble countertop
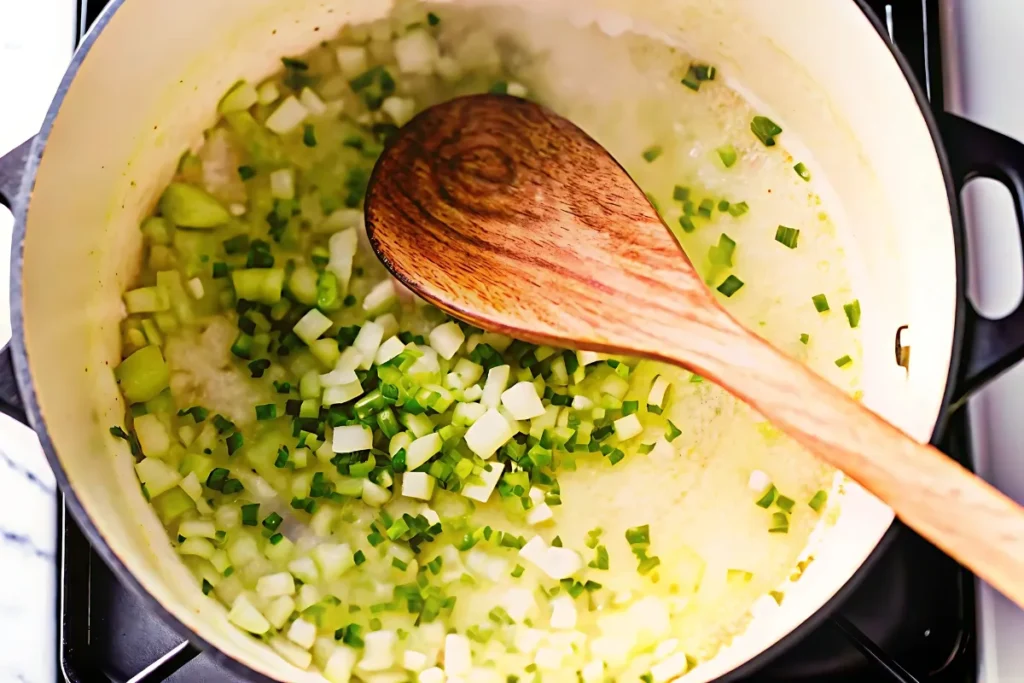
[[0, 2, 74, 682]]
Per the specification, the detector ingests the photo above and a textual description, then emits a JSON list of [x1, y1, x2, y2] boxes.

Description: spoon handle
[[665, 314, 1024, 610]]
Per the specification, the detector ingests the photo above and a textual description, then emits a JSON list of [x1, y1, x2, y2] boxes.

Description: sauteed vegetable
[[110, 3, 862, 680]]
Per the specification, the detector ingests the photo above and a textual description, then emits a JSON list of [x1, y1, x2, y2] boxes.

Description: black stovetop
[[60, 1, 973, 682]]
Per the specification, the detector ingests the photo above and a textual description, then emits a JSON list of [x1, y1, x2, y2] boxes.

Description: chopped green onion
[[511, 564, 525, 578], [303, 124, 317, 148], [673, 185, 690, 202], [269, 533, 284, 545], [756, 485, 777, 508], [642, 146, 663, 162], [728, 201, 749, 217], [799, 333, 810, 345], [812, 294, 830, 313], [794, 162, 811, 181], [808, 490, 829, 512], [693, 64, 716, 81], [625, 525, 650, 545], [717, 199, 730, 212], [262, 512, 283, 531], [226, 431, 244, 455], [354, 550, 367, 566], [709, 233, 736, 267], [697, 198, 714, 217], [241, 503, 259, 526], [751, 116, 783, 147], [665, 420, 682, 441], [775, 226, 799, 249], [678, 216, 695, 233], [427, 11, 441, 25], [237, 165, 256, 181], [717, 145, 738, 168], [637, 555, 661, 575], [776, 495, 795, 513], [835, 355, 853, 368], [717, 274, 744, 297], [768, 511, 789, 533], [844, 300, 861, 328], [769, 590, 785, 605], [255, 404, 277, 421], [202, 579, 214, 595]]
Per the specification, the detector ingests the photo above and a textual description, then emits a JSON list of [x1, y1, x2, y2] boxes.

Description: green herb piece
[[255, 404, 277, 421], [775, 226, 800, 249], [241, 503, 259, 526], [768, 511, 790, 534], [709, 233, 736, 267], [226, 431, 244, 455], [237, 165, 256, 181], [812, 294, 830, 313], [728, 201, 749, 217], [678, 216, 695, 233], [262, 512, 283, 532], [843, 300, 861, 328], [202, 579, 214, 595], [751, 116, 783, 147], [665, 420, 682, 441], [697, 198, 714, 217], [511, 564, 525, 578], [718, 145, 738, 168], [794, 162, 811, 181], [673, 185, 690, 202], [427, 12, 441, 25], [303, 124, 317, 148], [835, 355, 853, 368], [717, 274, 744, 297], [354, 550, 367, 566], [625, 525, 650, 545], [799, 333, 810, 345], [776, 495, 795, 513], [756, 484, 777, 508], [642, 146, 663, 163], [808, 490, 829, 512]]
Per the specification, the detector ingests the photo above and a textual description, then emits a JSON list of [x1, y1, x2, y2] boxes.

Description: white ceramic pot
[[1, 1, 1023, 681]]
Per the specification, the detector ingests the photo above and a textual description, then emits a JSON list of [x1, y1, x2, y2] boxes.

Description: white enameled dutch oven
[[1, 1, 1024, 681]]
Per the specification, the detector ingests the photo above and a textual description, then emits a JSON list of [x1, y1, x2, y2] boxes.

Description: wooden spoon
[[364, 93, 1024, 609]]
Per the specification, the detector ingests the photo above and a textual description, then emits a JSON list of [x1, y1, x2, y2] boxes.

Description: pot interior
[[18, 0, 955, 680]]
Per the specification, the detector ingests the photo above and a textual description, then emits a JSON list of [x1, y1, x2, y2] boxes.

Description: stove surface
[[58, 1, 980, 682]]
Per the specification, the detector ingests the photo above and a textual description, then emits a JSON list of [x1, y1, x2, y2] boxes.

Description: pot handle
[[0, 139, 33, 426], [938, 113, 1024, 409]]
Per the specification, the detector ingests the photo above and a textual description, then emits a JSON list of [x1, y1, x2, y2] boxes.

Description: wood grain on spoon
[[364, 93, 1024, 609]]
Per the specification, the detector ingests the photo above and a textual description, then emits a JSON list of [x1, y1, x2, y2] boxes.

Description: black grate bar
[[830, 616, 922, 683], [125, 641, 201, 683]]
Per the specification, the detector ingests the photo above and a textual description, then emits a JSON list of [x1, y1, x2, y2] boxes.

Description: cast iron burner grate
[[59, 1, 973, 681]]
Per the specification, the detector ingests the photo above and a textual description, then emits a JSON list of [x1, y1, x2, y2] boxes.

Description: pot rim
[[8, 1, 966, 681]]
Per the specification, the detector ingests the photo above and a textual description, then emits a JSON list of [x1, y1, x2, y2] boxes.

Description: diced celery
[[124, 286, 170, 314], [232, 268, 285, 304], [159, 183, 230, 228], [152, 487, 195, 524], [219, 80, 259, 114], [141, 216, 172, 245], [116, 346, 170, 403]]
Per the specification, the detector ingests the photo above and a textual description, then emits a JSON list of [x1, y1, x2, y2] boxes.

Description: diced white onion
[[288, 618, 319, 650], [300, 87, 327, 116], [613, 413, 643, 441], [333, 425, 373, 453], [375, 336, 406, 365], [460, 462, 504, 503], [428, 321, 465, 360], [481, 365, 510, 408], [363, 279, 397, 314], [294, 308, 333, 344], [359, 630, 398, 672], [353, 321, 385, 370], [526, 503, 554, 526], [406, 432, 443, 470], [500, 381, 545, 420], [256, 572, 296, 598], [443, 634, 472, 676], [265, 95, 308, 134], [648, 375, 670, 407], [402, 472, 436, 501], [463, 409, 515, 459], [748, 470, 771, 492], [336, 45, 369, 74], [394, 29, 440, 75], [549, 595, 578, 630]]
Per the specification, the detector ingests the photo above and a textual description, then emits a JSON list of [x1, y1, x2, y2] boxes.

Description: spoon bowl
[[365, 93, 1024, 610]]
